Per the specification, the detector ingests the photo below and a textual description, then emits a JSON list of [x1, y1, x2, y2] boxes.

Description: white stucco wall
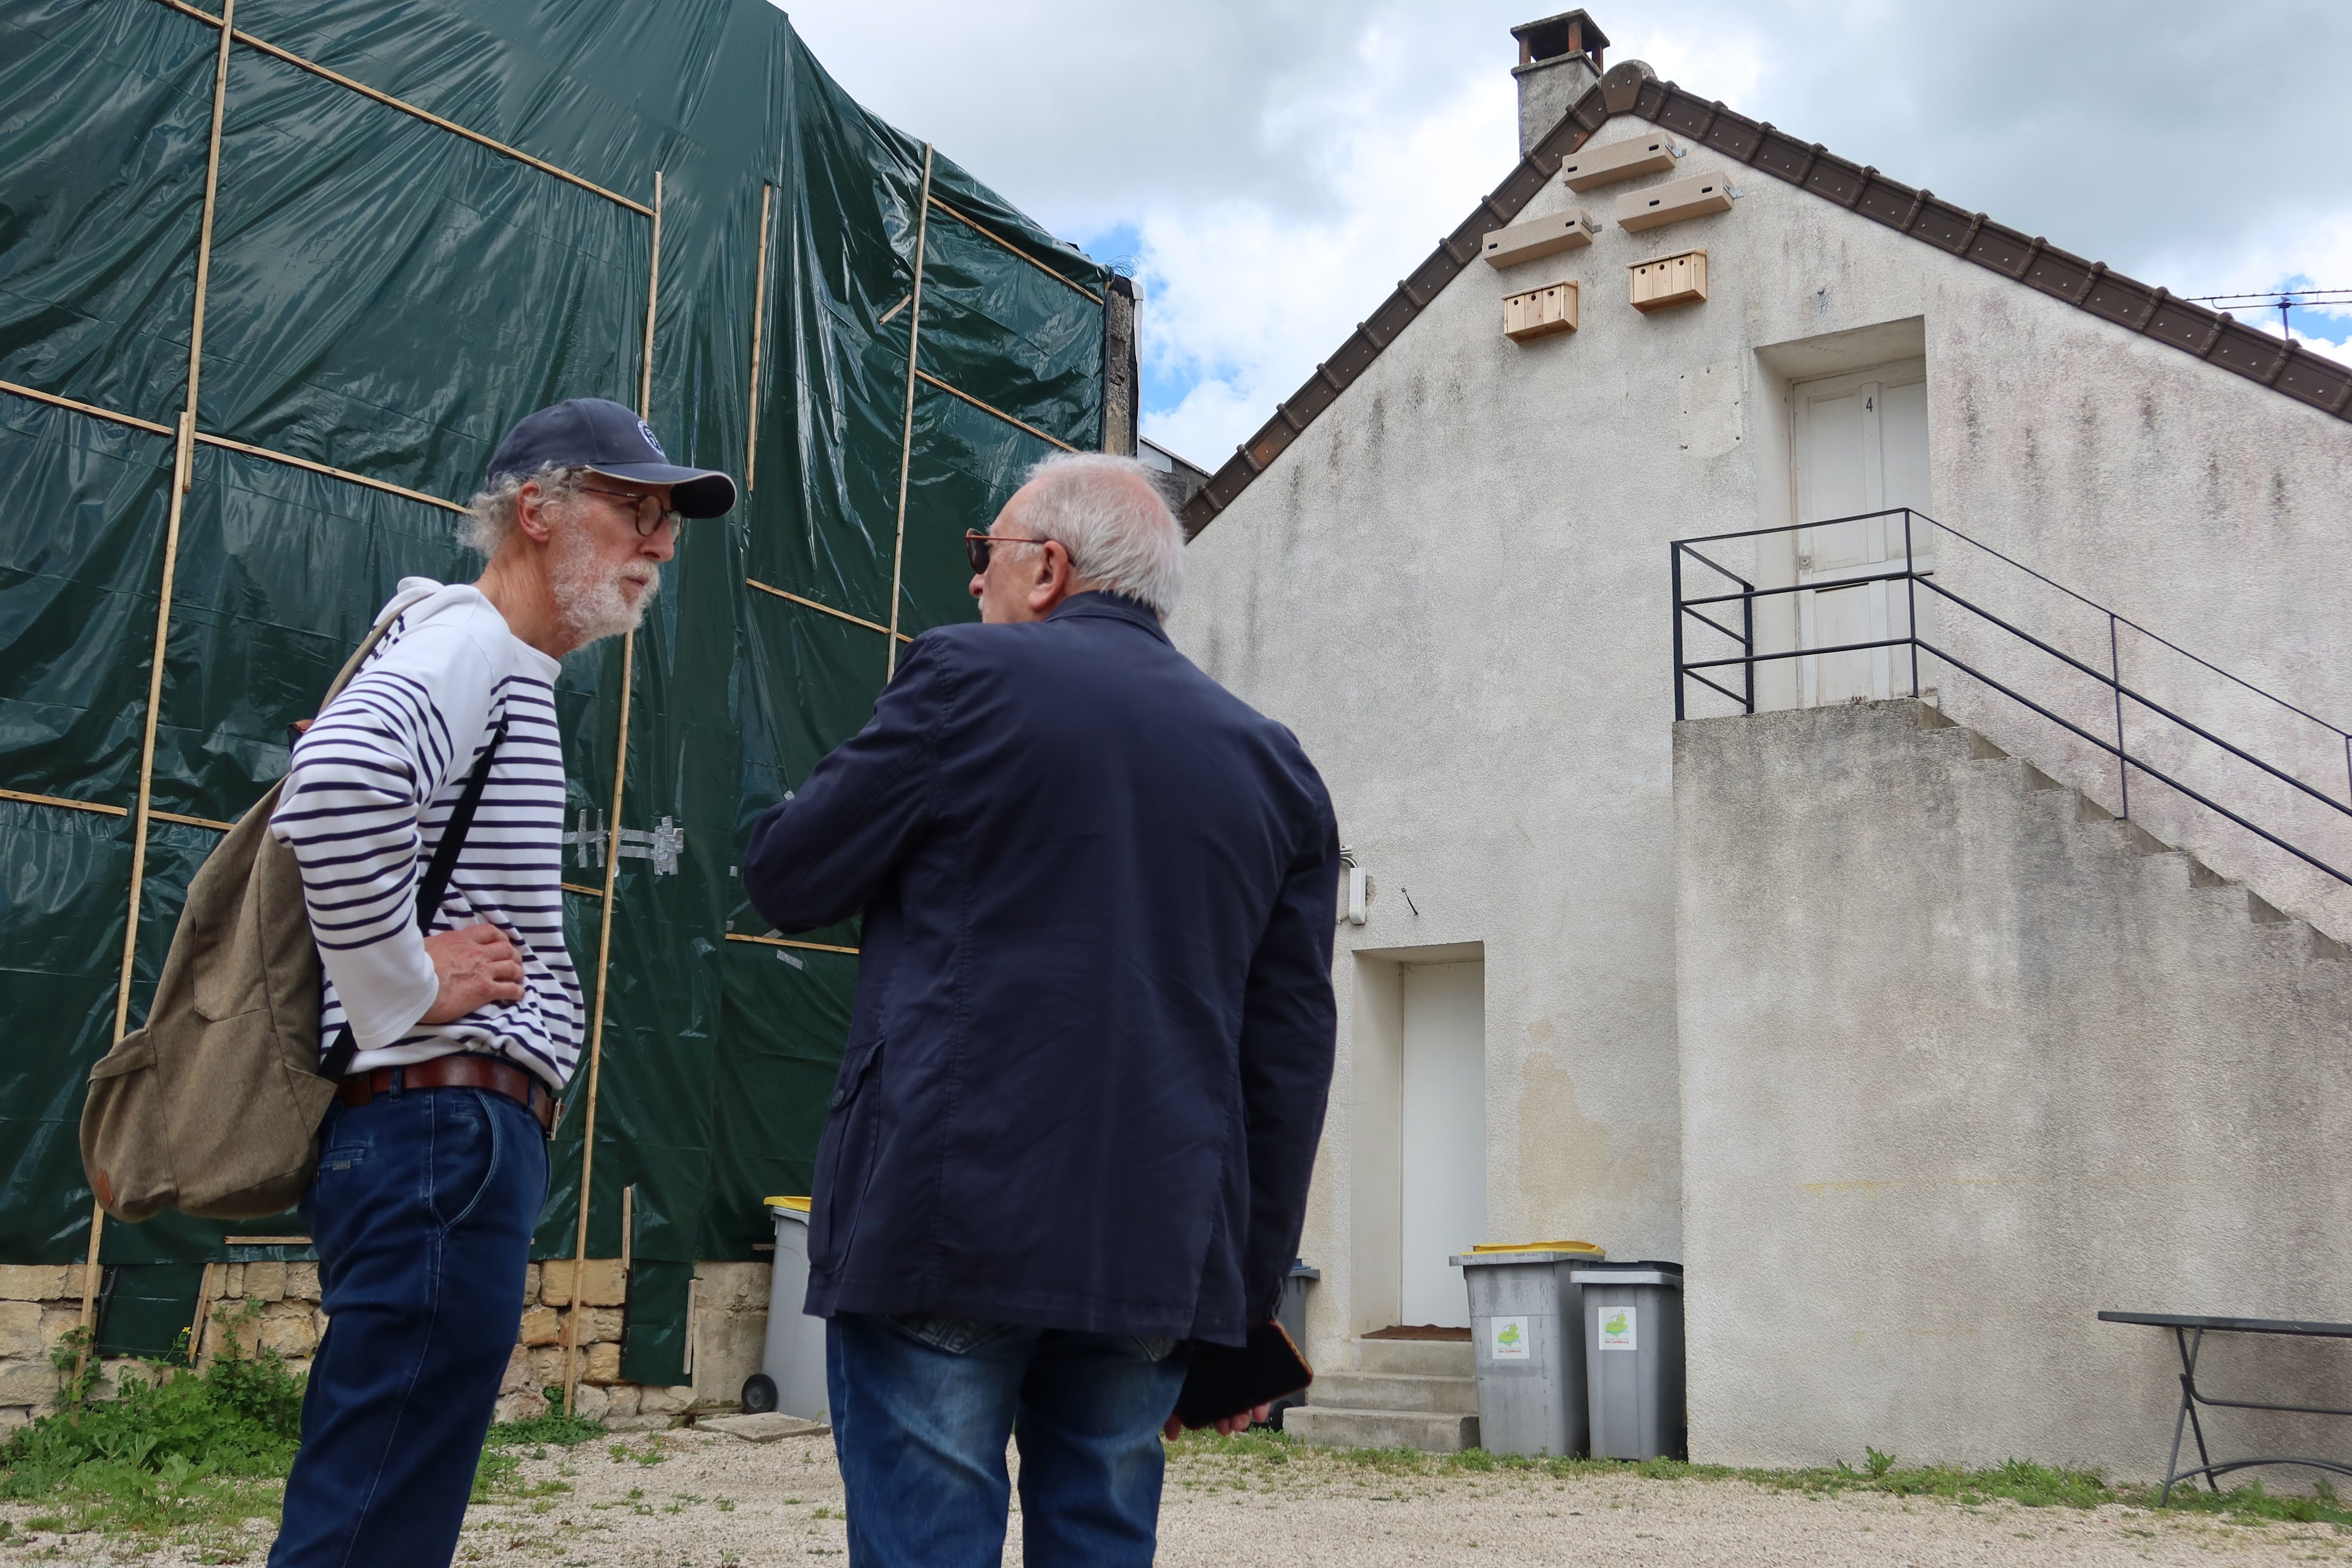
[[1168, 109, 2352, 1377], [1675, 700, 2352, 1478]]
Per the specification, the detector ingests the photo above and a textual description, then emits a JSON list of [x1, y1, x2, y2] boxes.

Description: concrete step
[[1353, 1337, 1475, 1377], [1311, 1370, 1479, 1415], [1284, 1405, 1479, 1454], [1937, 705, 2352, 951]]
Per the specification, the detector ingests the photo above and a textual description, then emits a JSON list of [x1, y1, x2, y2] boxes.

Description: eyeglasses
[[580, 485, 683, 537], [963, 531, 1055, 574]]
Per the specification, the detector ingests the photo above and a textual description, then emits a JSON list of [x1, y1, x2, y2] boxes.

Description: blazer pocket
[[827, 1035, 885, 1112], [810, 1038, 885, 1271]]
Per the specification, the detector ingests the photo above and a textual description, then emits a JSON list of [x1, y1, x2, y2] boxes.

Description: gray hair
[[462, 462, 588, 556], [1003, 453, 1184, 616]]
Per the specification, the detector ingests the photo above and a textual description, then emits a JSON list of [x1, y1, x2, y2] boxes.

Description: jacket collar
[[1047, 590, 1170, 645]]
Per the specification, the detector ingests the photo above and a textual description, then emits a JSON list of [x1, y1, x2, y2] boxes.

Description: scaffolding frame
[[16, 0, 1113, 1385]]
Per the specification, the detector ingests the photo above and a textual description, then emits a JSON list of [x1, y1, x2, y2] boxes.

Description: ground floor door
[[1793, 361, 1931, 704], [1398, 959, 1486, 1327]]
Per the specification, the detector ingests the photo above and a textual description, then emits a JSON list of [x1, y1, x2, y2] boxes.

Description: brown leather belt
[[337, 1056, 560, 1136]]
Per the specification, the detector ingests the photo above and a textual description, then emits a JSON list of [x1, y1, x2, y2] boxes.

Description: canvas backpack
[[80, 605, 503, 1222]]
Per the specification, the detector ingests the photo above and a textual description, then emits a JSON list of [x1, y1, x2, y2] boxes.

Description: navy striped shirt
[[269, 579, 582, 1092]]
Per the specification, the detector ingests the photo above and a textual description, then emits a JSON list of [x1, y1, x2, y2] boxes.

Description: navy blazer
[[742, 592, 1338, 1344]]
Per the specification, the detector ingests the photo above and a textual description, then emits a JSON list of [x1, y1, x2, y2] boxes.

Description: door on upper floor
[[1792, 361, 1931, 705]]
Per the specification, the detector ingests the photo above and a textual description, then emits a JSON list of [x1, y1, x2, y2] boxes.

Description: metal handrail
[[1675, 507, 2351, 740], [1670, 508, 2352, 891], [1919, 638, 2352, 888], [1914, 575, 2352, 826]]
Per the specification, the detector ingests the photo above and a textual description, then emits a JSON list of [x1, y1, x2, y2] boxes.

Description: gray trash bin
[[741, 1197, 829, 1420], [1449, 1242, 1606, 1456], [1573, 1265, 1685, 1460], [1267, 1260, 1320, 1429]]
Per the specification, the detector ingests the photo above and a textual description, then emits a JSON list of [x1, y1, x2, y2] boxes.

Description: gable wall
[[1168, 113, 2352, 1376]]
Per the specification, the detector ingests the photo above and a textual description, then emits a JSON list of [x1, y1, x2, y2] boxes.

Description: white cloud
[[779, 0, 2352, 463], [1132, 67, 1514, 464], [2292, 328, 2352, 365]]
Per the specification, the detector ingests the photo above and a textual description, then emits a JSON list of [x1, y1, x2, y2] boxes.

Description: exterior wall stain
[[1170, 108, 2352, 1384], [1677, 701, 2352, 1477]]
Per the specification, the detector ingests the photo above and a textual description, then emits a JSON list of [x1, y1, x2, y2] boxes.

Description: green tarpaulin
[[0, 0, 1114, 1381]]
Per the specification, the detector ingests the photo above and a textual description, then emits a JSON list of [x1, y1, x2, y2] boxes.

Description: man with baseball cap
[[266, 400, 732, 1568]]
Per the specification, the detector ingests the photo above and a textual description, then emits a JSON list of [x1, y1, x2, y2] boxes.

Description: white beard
[[550, 519, 657, 645]]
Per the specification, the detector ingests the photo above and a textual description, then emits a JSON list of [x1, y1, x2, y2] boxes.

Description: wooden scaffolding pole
[[913, 371, 1078, 454], [562, 169, 660, 1413], [83, 0, 239, 1357], [637, 172, 662, 417], [884, 147, 935, 680], [146, 0, 652, 217], [745, 182, 773, 492]]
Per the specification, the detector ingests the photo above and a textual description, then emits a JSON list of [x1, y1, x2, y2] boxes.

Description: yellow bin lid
[[765, 1195, 811, 1213], [1468, 1240, 1602, 1255]]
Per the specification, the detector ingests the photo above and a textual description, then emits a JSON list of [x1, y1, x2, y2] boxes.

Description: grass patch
[[470, 1404, 604, 1505], [1165, 1427, 2352, 1529], [486, 1409, 606, 1450], [0, 1312, 610, 1544], [606, 1435, 670, 1467], [0, 1310, 302, 1551]]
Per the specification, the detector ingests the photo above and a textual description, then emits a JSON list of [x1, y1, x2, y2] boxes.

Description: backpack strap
[[286, 598, 425, 749], [324, 600, 418, 704], [318, 718, 508, 1082]]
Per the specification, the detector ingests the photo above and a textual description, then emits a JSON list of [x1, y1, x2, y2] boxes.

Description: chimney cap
[[1511, 9, 1610, 68]]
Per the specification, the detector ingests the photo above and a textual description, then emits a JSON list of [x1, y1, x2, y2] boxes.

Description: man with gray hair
[[266, 398, 733, 1568], [743, 452, 1339, 1568]]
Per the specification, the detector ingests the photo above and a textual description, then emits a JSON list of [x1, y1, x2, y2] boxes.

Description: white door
[[1398, 960, 1485, 1327], [1792, 363, 1930, 705]]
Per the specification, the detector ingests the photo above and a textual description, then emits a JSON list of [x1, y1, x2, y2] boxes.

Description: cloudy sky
[[780, 0, 2352, 469]]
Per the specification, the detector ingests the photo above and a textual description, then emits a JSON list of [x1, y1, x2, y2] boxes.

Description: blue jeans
[[270, 1083, 548, 1568], [827, 1313, 1190, 1568]]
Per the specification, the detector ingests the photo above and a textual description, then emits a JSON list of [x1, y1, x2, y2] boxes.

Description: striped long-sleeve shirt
[[269, 577, 583, 1092]]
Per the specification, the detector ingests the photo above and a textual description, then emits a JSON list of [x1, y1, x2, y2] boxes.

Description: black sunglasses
[[580, 485, 684, 537], [963, 530, 1055, 574]]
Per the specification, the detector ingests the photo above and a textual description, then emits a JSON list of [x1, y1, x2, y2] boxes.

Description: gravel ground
[[3, 1426, 2345, 1565]]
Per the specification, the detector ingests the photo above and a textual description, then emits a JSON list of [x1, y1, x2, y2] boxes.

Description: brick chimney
[[1510, 10, 1609, 157]]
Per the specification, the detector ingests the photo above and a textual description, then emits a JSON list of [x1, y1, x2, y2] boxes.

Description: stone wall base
[[0, 1259, 774, 1432]]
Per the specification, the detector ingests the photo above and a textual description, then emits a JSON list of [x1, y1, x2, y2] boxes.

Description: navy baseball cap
[[486, 398, 737, 518]]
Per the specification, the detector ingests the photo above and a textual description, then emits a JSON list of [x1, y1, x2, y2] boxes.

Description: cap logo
[[636, 418, 667, 460]]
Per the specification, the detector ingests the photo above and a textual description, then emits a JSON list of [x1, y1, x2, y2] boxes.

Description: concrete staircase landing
[[1284, 1336, 1480, 1453]]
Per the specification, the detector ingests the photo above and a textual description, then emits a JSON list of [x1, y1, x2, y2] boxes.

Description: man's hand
[[1162, 1402, 1272, 1442], [419, 923, 524, 1023]]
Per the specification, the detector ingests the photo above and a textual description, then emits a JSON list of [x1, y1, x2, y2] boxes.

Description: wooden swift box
[[1503, 281, 1578, 342], [1617, 173, 1734, 232], [1629, 250, 1708, 312], [1558, 133, 1679, 192], [1482, 209, 1600, 269]]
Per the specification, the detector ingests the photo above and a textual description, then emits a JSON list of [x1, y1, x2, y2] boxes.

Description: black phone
[[1172, 1320, 1312, 1430]]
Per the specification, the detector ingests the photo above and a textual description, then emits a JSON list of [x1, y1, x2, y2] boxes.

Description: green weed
[[486, 1410, 605, 1449], [1164, 1427, 2352, 1530], [4, 1312, 302, 1476], [607, 1435, 669, 1466], [0, 1311, 303, 1547]]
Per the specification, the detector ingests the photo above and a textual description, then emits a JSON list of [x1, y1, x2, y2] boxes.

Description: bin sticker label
[[1600, 1305, 1638, 1351], [1490, 1315, 1531, 1361]]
